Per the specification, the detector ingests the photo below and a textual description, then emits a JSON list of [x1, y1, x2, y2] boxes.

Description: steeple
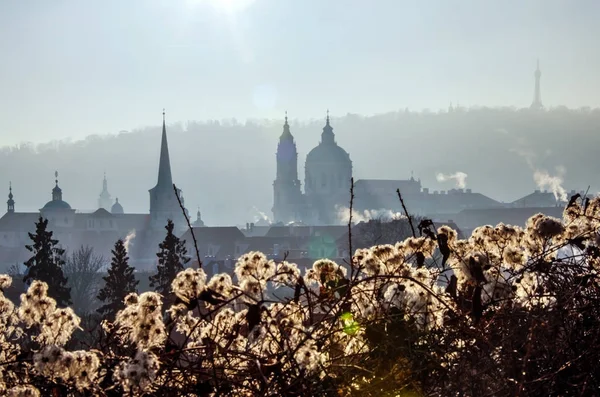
[[321, 109, 335, 145], [98, 172, 112, 210], [193, 207, 205, 227], [156, 109, 173, 188], [149, 109, 187, 231], [7, 182, 14, 213], [531, 59, 543, 110], [280, 111, 293, 141], [52, 171, 63, 201]]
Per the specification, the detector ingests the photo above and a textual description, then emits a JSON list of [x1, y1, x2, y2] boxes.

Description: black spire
[[7, 182, 14, 213], [156, 109, 173, 188]]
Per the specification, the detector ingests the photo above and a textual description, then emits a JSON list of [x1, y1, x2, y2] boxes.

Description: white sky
[[0, 0, 599, 145]]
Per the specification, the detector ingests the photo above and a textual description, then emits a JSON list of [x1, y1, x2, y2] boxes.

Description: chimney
[[422, 187, 429, 194], [458, 188, 464, 193], [466, 188, 472, 193], [250, 222, 254, 231], [246, 222, 249, 231]]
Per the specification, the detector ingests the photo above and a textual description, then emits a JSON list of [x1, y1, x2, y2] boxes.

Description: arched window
[[321, 173, 327, 188]]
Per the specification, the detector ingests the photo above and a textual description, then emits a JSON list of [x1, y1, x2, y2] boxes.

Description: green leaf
[[340, 311, 360, 335], [340, 312, 353, 321], [343, 322, 360, 335]]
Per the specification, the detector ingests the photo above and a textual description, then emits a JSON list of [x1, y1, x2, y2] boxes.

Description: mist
[[0, 107, 598, 225]]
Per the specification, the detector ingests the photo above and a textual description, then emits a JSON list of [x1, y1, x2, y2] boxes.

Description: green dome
[[42, 199, 72, 210]]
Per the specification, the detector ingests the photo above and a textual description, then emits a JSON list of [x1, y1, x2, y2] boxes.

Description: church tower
[[98, 173, 112, 210], [7, 182, 14, 214], [272, 112, 303, 224], [531, 59, 543, 110], [149, 110, 188, 231]]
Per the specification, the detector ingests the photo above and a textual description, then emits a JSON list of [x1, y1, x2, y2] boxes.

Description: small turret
[[7, 182, 14, 213], [111, 197, 124, 214], [193, 207, 205, 227]]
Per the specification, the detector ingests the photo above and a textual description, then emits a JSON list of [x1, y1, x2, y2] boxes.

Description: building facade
[[0, 112, 190, 272]]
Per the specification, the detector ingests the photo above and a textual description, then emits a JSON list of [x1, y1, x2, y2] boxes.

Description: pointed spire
[[531, 59, 543, 109], [194, 206, 205, 227], [321, 109, 335, 144], [280, 111, 293, 141], [99, 172, 112, 209], [156, 109, 173, 187], [7, 181, 14, 213]]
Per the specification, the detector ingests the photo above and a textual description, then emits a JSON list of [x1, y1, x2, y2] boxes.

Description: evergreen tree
[[97, 239, 138, 319], [23, 217, 71, 306], [149, 220, 190, 296]]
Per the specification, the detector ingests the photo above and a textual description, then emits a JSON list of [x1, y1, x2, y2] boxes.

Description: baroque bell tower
[[272, 112, 303, 224]]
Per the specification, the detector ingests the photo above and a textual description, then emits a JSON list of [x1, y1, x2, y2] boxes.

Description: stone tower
[[272, 112, 303, 224]]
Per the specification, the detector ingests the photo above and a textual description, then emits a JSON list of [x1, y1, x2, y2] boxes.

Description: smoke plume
[[252, 206, 272, 224], [533, 167, 567, 202], [124, 230, 136, 254], [436, 172, 468, 189], [336, 205, 404, 224]]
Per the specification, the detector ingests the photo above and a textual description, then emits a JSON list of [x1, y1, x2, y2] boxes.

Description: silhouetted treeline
[[1, 106, 599, 225]]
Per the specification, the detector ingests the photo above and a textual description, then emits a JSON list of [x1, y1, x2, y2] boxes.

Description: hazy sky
[[1, 0, 599, 145]]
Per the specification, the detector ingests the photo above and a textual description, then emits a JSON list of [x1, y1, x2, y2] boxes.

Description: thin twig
[[396, 188, 416, 238], [173, 183, 202, 269], [348, 177, 355, 278]]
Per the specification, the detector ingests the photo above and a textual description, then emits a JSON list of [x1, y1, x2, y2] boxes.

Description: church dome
[[305, 114, 351, 166], [306, 142, 351, 165], [42, 199, 72, 210], [42, 172, 72, 210], [111, 198, 124, 214]]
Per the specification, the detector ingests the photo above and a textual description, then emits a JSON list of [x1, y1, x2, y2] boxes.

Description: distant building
[[98, 173, 112, 211], [531, 59, 543, 110], [0, 111, 191, 273], [272, 111, 352, 225], [270, 114, 508, 225]]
